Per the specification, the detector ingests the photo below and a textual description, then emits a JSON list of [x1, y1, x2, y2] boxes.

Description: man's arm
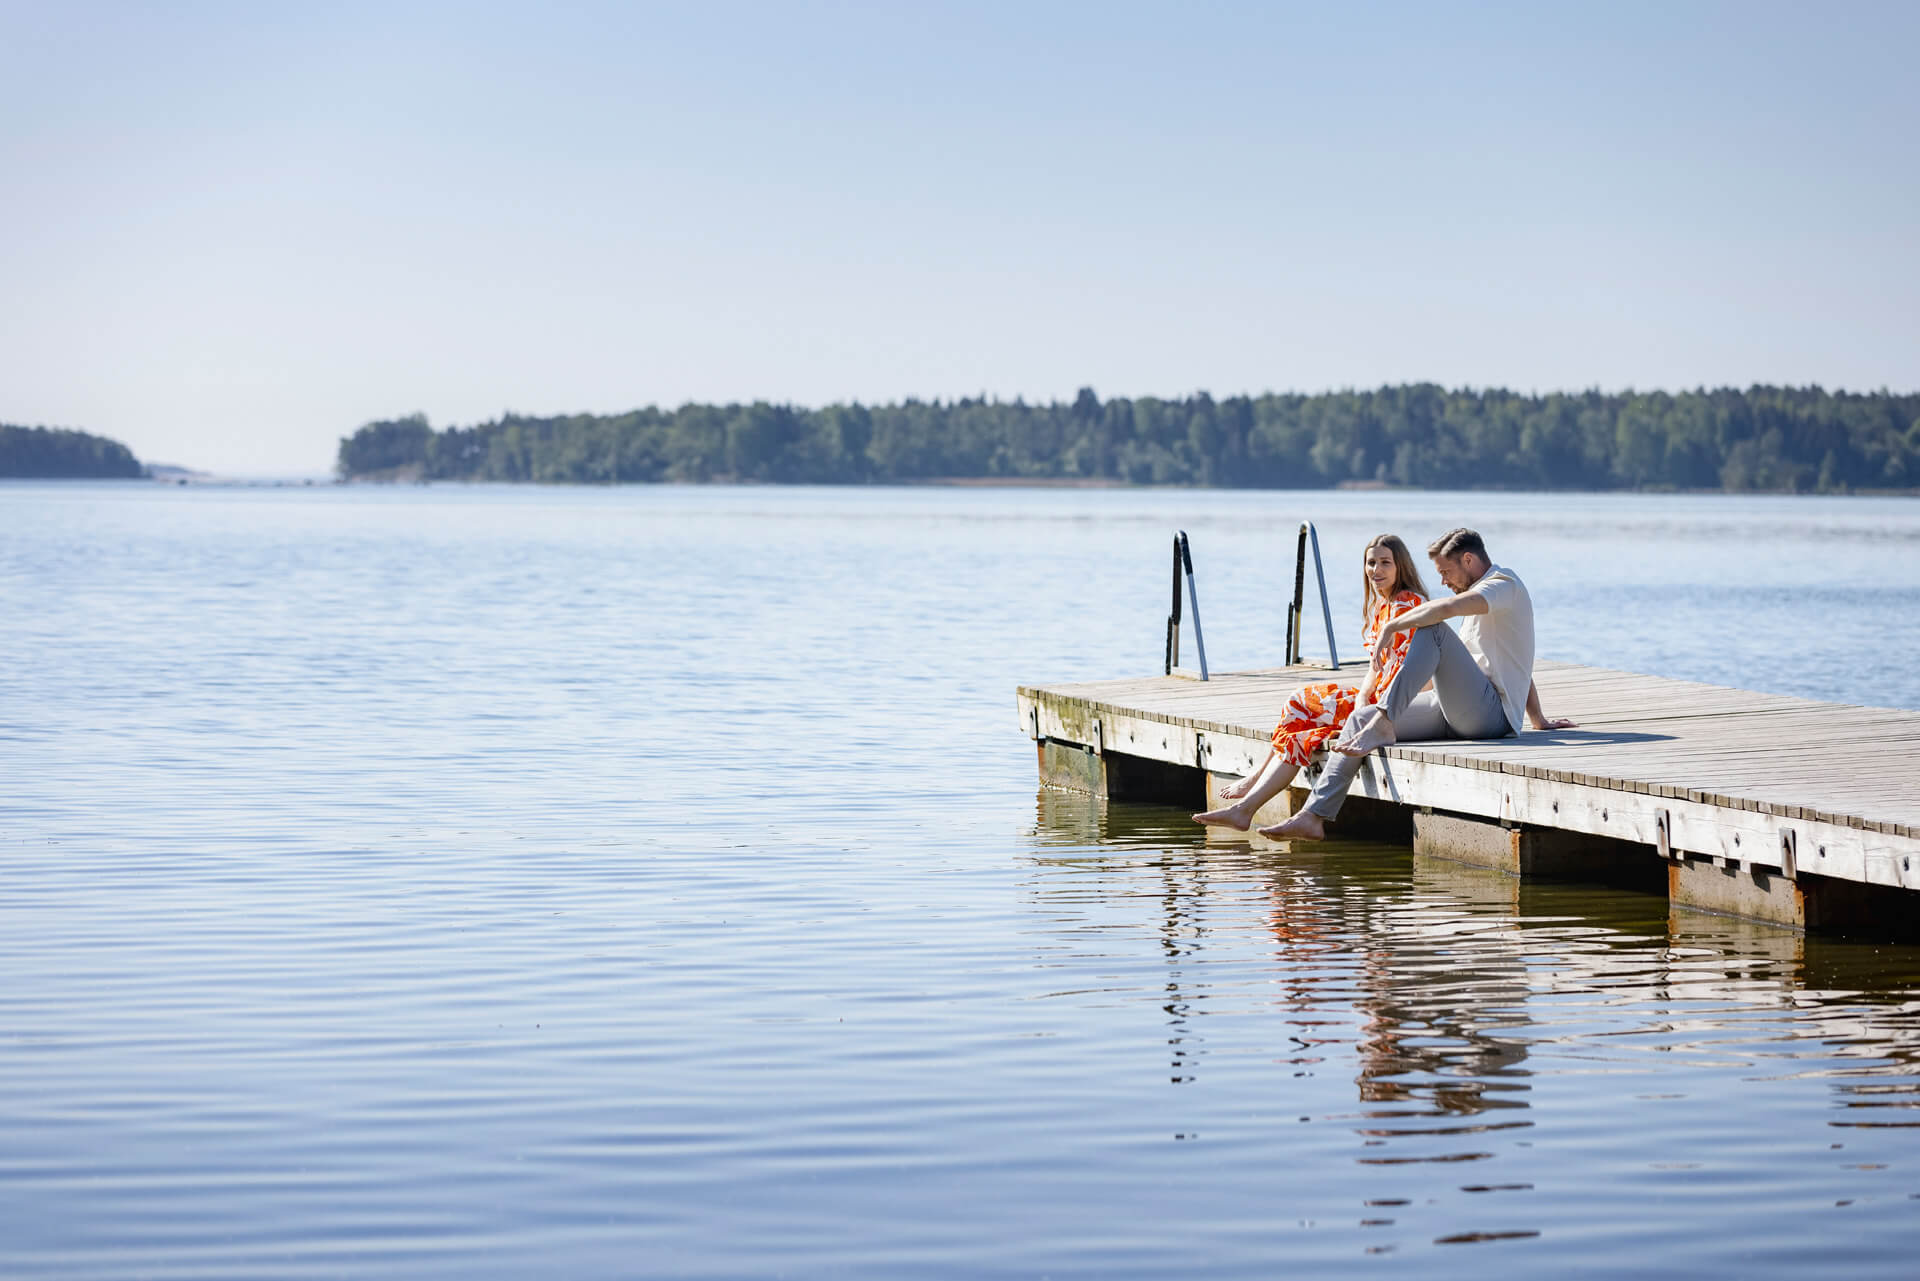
[[1525, 680, 1575, 731], [1394, 593, 1489, 631], [1369, 592, 1488, 663]]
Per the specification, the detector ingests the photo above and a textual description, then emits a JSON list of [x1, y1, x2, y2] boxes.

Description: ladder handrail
[[1287, 522, 1340, 669], [1160, 523, 1334, 678], [1307, 523, 1340, 668], [1163, 531, 1209, 680]]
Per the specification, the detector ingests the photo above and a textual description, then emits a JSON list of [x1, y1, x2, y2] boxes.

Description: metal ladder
[[1163, 523, 1340, 680]]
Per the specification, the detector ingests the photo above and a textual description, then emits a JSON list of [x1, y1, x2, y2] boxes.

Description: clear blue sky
[[2, 0, 1914, 474]]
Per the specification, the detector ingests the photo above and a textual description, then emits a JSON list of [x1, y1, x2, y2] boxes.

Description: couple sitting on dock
[[1195, 527, 1575, 840]]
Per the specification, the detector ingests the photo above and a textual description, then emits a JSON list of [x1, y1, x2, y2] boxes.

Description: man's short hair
[[1427, 527, 1488, 562]]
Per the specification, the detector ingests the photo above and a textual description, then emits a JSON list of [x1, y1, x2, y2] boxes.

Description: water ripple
[[7, 484, 1920, 1277]]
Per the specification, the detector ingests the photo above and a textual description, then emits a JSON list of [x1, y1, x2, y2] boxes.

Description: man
[[1258, 527, 1574, 841]]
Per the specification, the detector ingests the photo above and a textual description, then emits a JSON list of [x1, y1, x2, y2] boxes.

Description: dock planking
[[1017, 660, 1920, 929]]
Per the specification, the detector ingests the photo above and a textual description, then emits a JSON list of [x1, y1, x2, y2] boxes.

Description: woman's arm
[[1525, 681, 1575, 731]]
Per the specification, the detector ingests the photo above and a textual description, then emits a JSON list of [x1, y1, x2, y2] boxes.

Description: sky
[[1, 1, 1914, 475]]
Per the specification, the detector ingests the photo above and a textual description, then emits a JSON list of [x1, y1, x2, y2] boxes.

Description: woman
[[1193, 534, 1429, 830]]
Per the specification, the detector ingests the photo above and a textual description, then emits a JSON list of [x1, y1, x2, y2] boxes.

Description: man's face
[[1432, 553, 1476, 593]]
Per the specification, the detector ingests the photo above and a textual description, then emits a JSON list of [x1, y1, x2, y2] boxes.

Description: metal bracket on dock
[[1655, 809, 1673, 860], [1780, 829, 1798, 880], [1164, 531, 1210, 680], [1285, 522, 1340, 669]]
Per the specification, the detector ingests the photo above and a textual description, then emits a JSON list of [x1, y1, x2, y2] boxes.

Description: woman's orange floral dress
[[1271, 590, 1425, 767]]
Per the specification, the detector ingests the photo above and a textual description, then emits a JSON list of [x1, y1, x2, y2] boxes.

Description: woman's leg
[[1194, 753, 1301, 829], [1218, 748, 1277, 800]]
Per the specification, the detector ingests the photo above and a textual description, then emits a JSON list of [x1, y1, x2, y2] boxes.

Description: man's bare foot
[[1257, 810, 1326, 841], [1332, 706, 1396, 757], [1193, 803, 1253, 831], [1217, 775, 1254, 801]]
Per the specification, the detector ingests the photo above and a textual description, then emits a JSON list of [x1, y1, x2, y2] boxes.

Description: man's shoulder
[[1472, 566, 1527, 605]]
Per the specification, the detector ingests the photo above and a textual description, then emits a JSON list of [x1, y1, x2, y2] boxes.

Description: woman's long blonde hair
[[1361, 534, 1429, 615]]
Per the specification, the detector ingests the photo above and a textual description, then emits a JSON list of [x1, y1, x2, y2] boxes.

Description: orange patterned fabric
[[1270, 590, 1425, 767]]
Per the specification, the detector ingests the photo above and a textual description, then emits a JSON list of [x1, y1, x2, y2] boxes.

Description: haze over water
[[6, 482, 1920, 1278]]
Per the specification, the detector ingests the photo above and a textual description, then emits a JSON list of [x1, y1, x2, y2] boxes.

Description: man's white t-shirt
[[1457, 565, 1535, 734]]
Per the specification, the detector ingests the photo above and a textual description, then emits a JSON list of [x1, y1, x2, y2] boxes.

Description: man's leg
[[1374, 627, 1442, 723], [1421, 625, 1510, 738], [1343, 624, 1508, 754], [1261, 694, 1438, 834], [1337, 626, 1455, 756], [1292, 746, 1365, 824], [1384, 690, 1450, 740], [1282, 628, 1512, 829]]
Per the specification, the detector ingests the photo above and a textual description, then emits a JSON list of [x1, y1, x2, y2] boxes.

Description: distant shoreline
[[333, 472, 1920, 498], [336, 385, 1920, 496]]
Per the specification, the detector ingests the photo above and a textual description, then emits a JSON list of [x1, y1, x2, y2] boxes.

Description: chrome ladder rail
[[1284, 522, 1340, 668], [1164, 531, 1209, 680]]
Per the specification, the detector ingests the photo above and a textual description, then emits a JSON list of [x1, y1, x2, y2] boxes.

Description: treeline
[[338, 385, 1920, 493], [1, 423, 143, 479]]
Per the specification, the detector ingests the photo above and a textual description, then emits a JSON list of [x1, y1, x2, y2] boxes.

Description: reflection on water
[[1028, 788, 1920, 1264]]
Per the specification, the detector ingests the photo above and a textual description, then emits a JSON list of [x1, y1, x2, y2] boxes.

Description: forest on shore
[[338, 385, 1920, 493], [1, 424, 143, 478]]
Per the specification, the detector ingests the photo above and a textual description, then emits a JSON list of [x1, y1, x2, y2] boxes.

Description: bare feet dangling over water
[[1332, 705, 1396, 757], [1257, 810, 1327, 841], [1192, 802, 1255, 830], [1216, 774, 1255, 801]]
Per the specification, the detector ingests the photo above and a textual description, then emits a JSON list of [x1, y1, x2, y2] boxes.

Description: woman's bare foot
[[1193, 802, 1254, 830], [1217, 774, 1254, 801], [1257, 810, 1327, 841], [1332, 706, 1396, 757]]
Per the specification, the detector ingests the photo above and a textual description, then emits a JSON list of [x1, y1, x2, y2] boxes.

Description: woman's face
[[1365, 545, 1399, 597]]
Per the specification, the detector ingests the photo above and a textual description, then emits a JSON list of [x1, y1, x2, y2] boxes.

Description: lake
[[5, 481, 1920, 1278]]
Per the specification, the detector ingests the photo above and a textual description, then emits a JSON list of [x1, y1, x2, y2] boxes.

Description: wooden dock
[[1017, 660, 1920, 931]]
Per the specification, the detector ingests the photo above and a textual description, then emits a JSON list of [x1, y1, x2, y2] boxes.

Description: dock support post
[[1667, 856, 1808, 929], [1037, 739, 1204, 807], [1664, 856, 1915, 933], [1413, 810, 1656, 885]]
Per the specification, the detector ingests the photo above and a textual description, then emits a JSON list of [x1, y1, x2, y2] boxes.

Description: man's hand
[[1523, 681, 1572, 731]]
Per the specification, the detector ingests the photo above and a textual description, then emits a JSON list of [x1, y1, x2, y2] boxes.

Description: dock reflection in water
[[1026, 788, 1920, 1264]]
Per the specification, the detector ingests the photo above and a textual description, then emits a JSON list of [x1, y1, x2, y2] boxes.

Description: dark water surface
[[5, 482, 1920, 1278]]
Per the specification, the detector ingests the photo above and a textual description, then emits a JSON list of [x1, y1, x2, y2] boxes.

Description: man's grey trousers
[[1301, 623, 1515, 820]]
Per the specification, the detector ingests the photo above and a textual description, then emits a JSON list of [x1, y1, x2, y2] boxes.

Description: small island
[[1, 423, 144, 479], [336, 384, 1920, 493]]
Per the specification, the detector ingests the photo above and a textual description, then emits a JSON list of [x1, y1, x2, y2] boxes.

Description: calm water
[[5, 481, 1920, 1279]]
